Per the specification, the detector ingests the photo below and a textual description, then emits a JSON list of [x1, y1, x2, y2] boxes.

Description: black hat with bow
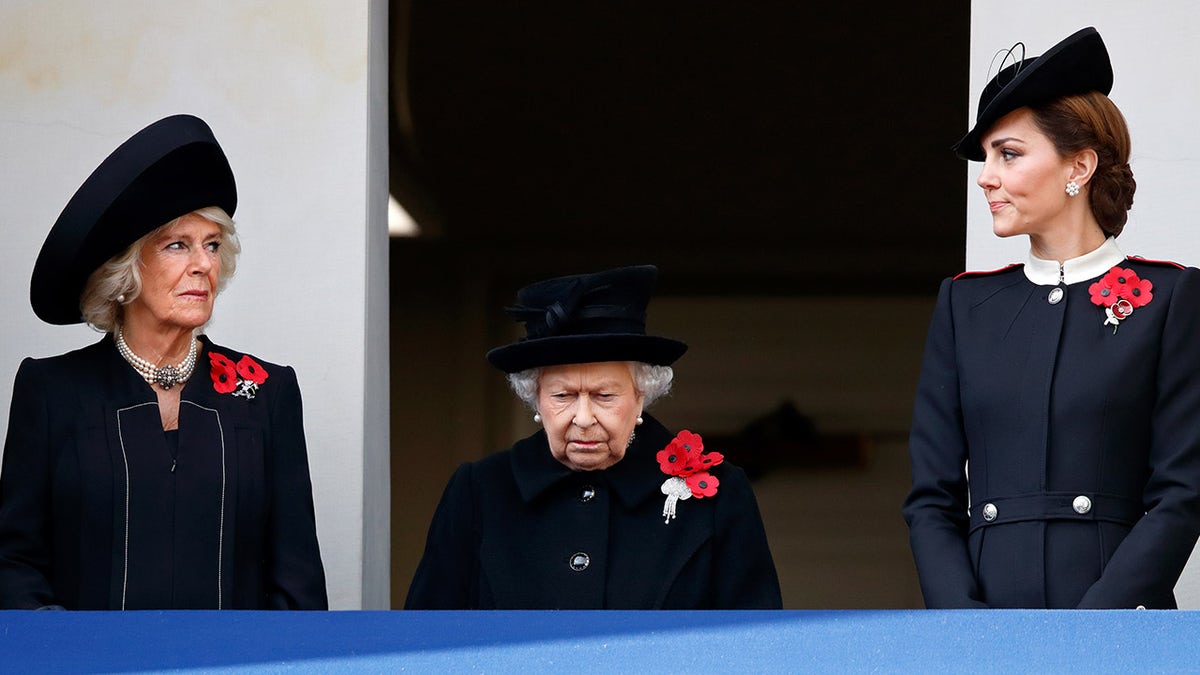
[[486, 265, 688, 373], [953, 27, 1113, 161], [31, 114, 237, 325]]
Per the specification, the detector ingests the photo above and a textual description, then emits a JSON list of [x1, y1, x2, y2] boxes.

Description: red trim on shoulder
[[953, 263, 1022, 281], [1126, 255, 1185, 270]]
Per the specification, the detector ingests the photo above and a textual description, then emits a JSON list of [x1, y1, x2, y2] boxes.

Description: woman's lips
[[989, 201, 1008, 212], [180, 290, 210, 299]]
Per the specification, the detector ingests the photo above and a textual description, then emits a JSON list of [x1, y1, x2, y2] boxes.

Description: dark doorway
[[388, 1, 970, 608]]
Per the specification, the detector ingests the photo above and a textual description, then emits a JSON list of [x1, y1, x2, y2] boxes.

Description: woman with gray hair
[[406, 265, 781, 609], [0, 115, 327, 610]]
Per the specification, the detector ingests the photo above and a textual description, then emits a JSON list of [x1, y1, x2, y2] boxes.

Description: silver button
[[1048, 288, 1064, 304], [982, 503, 998, 522], [1073, 495, 1092, 514], [569, 552, 590, 571], [580, 485, 596, 503], [1136, 605, 1146, 610]]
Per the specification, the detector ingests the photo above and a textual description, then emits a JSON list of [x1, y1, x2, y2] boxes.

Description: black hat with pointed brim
[[953, 27, 1113, 161], [486, 265, 688, 373], [31, 114, 237, 325]]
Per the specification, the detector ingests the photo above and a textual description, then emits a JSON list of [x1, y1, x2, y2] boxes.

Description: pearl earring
[[1066, 181, 1080, 197], [636, 416, 644, 425], [116, 293, 126, 304], [533, 413, 542, 424]]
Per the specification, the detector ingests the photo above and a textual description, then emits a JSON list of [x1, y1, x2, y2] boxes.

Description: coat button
[[1048, 288, 1064, 304], [580, 485, 596, 503], [1073, 495, 1092, 514], [1136, 605, 1146, 610], [982, 503, 998, 522], [569, 552, 590, 571]]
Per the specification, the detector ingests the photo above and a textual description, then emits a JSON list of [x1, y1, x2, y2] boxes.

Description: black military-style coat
[[903, 245, 1200, 609], [405, 414, 782, 609], [0, 335, 328, 610]]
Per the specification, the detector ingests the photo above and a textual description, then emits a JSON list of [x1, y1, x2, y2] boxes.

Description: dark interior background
[[388, 2, 971, 608]]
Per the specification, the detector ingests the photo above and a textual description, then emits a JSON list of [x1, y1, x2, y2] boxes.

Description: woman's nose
[[572, 398, 595, 427], [190, 249, 213, 274], [977, 161, 999, 190]]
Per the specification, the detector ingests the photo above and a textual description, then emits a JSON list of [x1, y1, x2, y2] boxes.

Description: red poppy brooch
[[209, 351, 269, 399], [656, 430, 723, 524], [1088, 266, 1153, 334]]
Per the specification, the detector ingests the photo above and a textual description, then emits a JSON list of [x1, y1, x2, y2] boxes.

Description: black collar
[[510, 413, 675, 508]]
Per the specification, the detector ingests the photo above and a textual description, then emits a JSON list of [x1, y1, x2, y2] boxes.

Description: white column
[[0, 0, 389, 609]]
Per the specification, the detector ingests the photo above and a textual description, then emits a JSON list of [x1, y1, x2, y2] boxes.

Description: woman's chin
[[563, 449, 622, 472]]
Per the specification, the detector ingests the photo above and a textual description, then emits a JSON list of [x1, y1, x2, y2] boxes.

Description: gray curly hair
[[507, 361, 674, 410], [79, 206, 239, 332]]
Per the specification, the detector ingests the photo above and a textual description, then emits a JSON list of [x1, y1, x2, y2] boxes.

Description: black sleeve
[[405, 462, 479, 609], [0, 359, 60, 609], [712, 464, 783, 609], [265, 366, 329, 609], [902, 279, 987, 608]]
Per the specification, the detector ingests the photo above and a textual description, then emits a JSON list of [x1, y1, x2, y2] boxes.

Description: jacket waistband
[[968, 492, 1144, 533]]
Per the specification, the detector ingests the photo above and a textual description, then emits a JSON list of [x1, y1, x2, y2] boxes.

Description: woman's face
[[977, 107, 1076, 239], [537, 361, 645, 472], [124, 213, 222, 335]]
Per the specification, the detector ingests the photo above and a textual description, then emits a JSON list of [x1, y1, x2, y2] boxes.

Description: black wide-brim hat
[[486, 265, 688, 373], [31, 114, 237, 325], [953, 27, 1113, 161]]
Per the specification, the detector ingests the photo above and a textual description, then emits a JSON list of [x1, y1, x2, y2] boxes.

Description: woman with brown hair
[[903, 27, 1200, 608]]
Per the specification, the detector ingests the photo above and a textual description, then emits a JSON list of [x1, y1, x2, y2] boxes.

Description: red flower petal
[[686, 471, 720, 498], [1088, 279, 1111, 307], [210, 362, 237, 394], [656, 446, 691, 475], [236, 355, 269, 385], [209, 351, 235, 370], [675, 430, 704, 454], [1127, 277, 1153, 308]]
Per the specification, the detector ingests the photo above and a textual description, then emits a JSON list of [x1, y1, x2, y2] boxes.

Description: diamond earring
[[1066, 181, 1080, 197]]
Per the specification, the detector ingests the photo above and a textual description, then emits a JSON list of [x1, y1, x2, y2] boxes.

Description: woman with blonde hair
[[0, 115, 327, 610]]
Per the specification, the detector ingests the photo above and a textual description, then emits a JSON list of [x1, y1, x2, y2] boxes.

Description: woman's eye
[[166, 241, 185, 250], [1000, 149, 1018, 161], [205, 241, 221, 252]]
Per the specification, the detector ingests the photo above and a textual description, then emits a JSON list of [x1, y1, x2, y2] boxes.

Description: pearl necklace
[[115, 327, 198, 390]]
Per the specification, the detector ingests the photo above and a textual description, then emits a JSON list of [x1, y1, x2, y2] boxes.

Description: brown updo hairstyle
[[1030, 91, 1135, 237]]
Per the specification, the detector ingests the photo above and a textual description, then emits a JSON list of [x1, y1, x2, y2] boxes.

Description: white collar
[[1024, 237, 1126, 286]]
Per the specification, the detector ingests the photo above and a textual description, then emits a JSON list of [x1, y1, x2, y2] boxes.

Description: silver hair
[[80, 206, 240, 332], [507, 361, 674, 410]]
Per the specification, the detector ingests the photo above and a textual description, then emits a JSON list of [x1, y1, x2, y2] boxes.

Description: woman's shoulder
[[199, 335, 291, 374], [15, 337, 113, 379], [1123, 255, 1195, 279], [944, 264, 1029, 302]]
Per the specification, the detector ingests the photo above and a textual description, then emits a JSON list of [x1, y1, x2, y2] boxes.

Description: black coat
[[0, 336, 328, 610], [903, 259, 1200, 608], [405, 415, 781, 609]]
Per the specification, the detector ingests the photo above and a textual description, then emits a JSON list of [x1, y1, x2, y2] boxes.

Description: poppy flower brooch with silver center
[[1088, 266, 1153, 334], [656, 430, 723, 524], [209, 351, 269, 399]]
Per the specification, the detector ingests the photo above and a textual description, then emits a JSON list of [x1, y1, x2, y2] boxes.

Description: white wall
[[966, 1, 1200, 606], [0, 0, 389, 609]]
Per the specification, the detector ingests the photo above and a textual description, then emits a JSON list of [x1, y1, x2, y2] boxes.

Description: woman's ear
[[1069, 148, 1099, 187]]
